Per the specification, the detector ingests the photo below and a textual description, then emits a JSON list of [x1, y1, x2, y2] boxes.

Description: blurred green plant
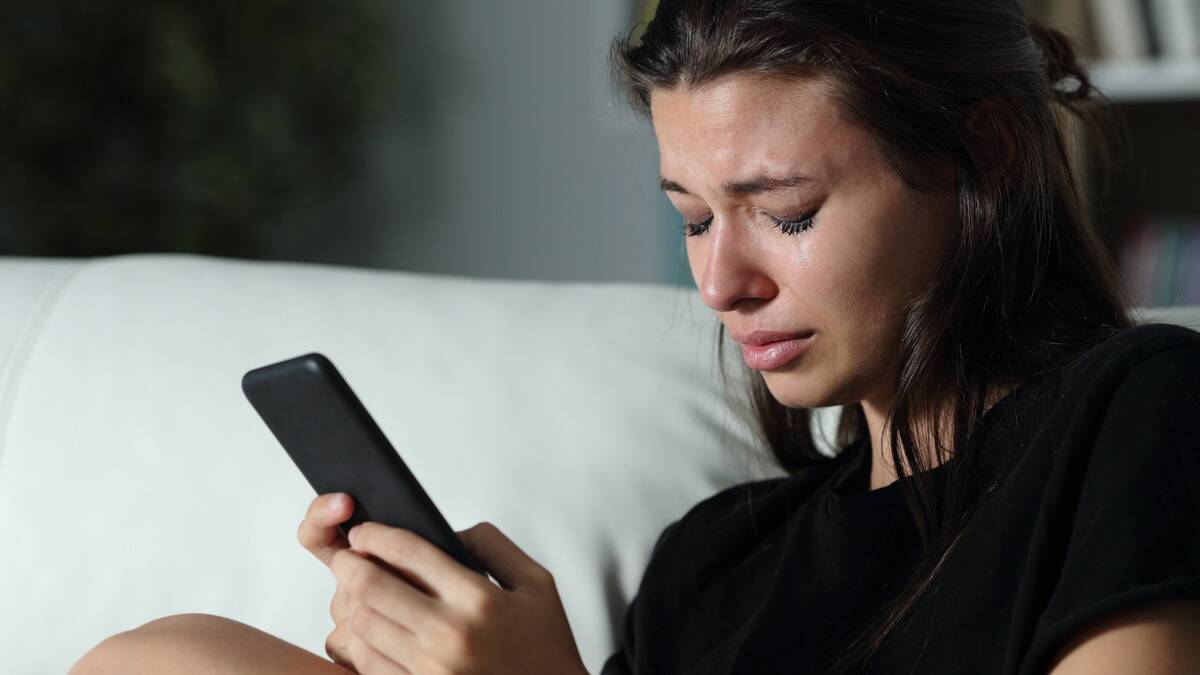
[[0, 0, 398, 257]]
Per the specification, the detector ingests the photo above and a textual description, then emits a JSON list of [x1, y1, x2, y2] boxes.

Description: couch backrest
[[0, 254, 777, 674]]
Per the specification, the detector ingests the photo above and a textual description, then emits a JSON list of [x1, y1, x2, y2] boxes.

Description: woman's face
[[651, 73, 957, 410]]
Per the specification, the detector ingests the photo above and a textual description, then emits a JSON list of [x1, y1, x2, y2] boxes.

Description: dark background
[[1, 0, 1196, 300], [0, 1, 676, 283]]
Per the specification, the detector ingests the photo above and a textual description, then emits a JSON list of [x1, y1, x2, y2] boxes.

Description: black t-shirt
[[600, 322, 1200, 675]]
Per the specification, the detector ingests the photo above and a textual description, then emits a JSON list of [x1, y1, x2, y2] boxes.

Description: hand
[[297, 492, 370, 670], [328, 520, 589, 675]]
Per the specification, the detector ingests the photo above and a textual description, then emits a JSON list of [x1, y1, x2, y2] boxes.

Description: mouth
[[738, 332, 816, 371], [733, 329, 817, 346]]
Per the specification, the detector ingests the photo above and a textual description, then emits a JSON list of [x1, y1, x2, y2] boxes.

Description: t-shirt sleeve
[[599, 519, 683, 675], [1023, 343, 1200, 673]]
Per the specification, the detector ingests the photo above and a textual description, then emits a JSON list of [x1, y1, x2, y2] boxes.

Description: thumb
[[458, 522, 547, 591]]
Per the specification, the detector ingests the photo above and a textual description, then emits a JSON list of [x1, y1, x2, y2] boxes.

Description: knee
[[68, 630, 137, 675], [135, 612, 230, 634], [68, 613, 227, 675]]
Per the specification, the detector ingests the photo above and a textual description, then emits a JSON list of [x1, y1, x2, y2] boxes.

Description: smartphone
[[241, 352, 488, 578]]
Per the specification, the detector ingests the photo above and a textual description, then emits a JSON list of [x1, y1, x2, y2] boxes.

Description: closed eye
[[683, 210, 818, 237]]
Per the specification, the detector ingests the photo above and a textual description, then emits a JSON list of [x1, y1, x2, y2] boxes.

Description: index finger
[[348, 522, 489, 603], [298, 492, 354, 567]]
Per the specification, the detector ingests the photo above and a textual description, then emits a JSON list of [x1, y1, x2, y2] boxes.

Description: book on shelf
[[1152, 0, 1200, 59], [1120, 214, 1200, 307], [1091, 0, 1149, 59], [1089, 0, 1200, 61]]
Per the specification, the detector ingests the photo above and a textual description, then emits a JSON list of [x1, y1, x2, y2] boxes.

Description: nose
[[696, 218, 777, 313]]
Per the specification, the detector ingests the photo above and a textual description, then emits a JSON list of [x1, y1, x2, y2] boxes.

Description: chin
[[759, 364, 856, 410], [759, 372, 819, 409]]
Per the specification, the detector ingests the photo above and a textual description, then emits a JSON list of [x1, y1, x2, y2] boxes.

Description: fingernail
[[348, 525, 361, 547], [327, 494, 346, 513]]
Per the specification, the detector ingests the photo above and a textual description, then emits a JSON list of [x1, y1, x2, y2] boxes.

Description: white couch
[[2, 253, 1196, 674], [0, 253, 794, 674]]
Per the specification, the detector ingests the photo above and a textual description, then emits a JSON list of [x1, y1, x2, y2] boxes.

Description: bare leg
[[68, 613, 353, 675]]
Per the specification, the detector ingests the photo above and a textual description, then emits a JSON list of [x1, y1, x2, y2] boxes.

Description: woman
[[70, 1, 1200, 674]]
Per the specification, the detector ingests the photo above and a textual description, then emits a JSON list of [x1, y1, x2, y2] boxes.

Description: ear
[[963, 97, 1020, 194]]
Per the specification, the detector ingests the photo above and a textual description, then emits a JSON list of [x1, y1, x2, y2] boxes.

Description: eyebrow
[[658, 173, 815, 196]]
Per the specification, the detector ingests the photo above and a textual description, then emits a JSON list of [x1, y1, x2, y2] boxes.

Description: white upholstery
[[0, 254, 784, 674], [1, 253, 1196, 674]]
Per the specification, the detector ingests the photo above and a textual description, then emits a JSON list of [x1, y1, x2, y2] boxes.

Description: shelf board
[[1086, 59, 1200, 103]]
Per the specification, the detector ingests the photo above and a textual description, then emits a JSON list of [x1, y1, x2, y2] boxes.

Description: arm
[[1047, 598, 1200, 674]]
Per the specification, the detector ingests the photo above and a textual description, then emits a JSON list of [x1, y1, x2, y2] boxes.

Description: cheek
[[684, 238, 707, 285], [790, 221, 923, 371], [824, 210, 939, 316], [798, 231, 882, 322]]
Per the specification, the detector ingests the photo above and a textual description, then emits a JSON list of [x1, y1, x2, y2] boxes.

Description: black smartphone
[[241, 352, 488, 578]]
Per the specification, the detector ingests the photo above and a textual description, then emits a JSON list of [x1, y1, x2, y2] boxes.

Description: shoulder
[[1106, 323, 1200, 399], [999, 323, 1200, 435], [1045, 322, 1200, 466], [1059, 322, 1200, 388], [1017, 323, 1200, 672], [1037, 323, 1200, 429]]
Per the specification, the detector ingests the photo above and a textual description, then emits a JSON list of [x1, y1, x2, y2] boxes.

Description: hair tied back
[[1027, 19, 1095, 104]]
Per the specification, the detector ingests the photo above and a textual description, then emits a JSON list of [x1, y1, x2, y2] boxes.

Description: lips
[[732, 330, 817, 346], [736, 332, 816, 370]]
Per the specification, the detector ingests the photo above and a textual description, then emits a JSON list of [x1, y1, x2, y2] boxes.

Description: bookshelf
[[1089, 58, 1200, 102], [1030, 0, 1200, 307]]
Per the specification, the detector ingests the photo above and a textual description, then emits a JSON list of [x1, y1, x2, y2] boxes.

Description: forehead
[[650, 74, 873, 183]]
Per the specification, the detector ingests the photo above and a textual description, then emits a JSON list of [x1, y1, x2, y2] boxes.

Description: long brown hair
[[612, 1, 1136, 671]]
